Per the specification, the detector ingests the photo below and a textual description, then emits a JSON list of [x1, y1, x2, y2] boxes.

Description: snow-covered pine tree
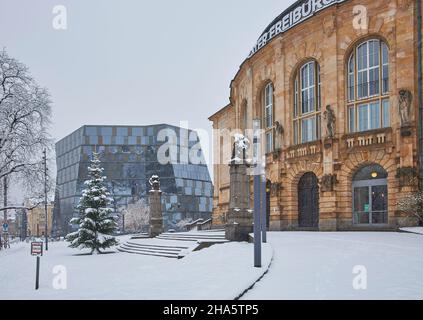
[[66, 152, 118, 254]]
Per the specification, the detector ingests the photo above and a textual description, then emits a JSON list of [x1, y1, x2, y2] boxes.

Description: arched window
[[263, 83, 274, 153], [352, 164, 388, 225], [293, 60, 321, 144], [347, 39, 390, 133], [241, 100, 248, 132]]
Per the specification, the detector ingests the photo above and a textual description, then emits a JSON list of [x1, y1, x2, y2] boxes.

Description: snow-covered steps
[[156, 230, 229, 244], [130, 233, 149, 240], [117, 238, 199, 259]]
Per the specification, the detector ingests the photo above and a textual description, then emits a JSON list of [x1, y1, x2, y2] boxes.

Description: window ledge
[[343, 127, 392, 149]]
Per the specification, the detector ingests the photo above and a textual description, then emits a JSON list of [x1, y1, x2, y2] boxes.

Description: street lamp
[[43, 149, 48, 251], [252, 118, 263, 268]]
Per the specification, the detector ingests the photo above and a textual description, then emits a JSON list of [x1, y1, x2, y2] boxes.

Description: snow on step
[[118, 238, 199, 259], [156, 230, 228, 243]]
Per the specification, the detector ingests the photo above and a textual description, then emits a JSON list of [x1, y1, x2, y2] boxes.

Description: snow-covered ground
[[400, 227, 423, 235], [2, 232, 422, 300], [0, 236, 272, 300], [242, 232, 423, 300]]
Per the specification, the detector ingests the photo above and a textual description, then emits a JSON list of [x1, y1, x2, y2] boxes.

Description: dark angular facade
[[52, 124, 213, 236]]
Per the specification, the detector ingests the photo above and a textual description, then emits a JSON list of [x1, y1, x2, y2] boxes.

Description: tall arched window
[[241, 100, 248, 132], [347, 39, 390, 133], [293, 60, 321, 144], [263, 83, 274, 153]]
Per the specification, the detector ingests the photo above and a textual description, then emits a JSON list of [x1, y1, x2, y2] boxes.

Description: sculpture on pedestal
[[148, 175, 163, 237], [226, 134, 253, 242]]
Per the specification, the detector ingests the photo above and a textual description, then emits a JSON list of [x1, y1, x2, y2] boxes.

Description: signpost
[[31, 242, 43, 290], [2, 223, 8, 233]]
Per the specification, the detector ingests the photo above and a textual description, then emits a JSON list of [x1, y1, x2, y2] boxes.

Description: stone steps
[[118, 239, 196, 259], [130, 233, 149, 240], [118, 230, 228, 258], [157, 231, 228, 243]]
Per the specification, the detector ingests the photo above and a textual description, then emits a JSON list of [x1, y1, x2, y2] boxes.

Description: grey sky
[[0, 0, 291, 203]]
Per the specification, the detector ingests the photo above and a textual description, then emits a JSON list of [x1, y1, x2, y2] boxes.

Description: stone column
[[225, 142, 253, 241], [148, 175, 163, 237]]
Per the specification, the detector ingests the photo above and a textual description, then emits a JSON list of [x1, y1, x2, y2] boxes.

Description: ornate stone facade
[[209, 0, 422, 231]]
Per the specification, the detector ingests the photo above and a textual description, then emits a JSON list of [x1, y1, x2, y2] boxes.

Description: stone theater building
[[210, 0, 423, 231]]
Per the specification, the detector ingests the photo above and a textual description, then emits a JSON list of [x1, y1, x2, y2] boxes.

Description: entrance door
[[352, 164, 388, 225], [298, 172, 319, 228]]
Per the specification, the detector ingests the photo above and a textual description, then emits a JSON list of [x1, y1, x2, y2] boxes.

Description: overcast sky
[[0, 0, 292, 203]]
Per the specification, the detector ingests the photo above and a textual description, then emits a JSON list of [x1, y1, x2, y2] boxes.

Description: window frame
[[347, 39, 390, 134], [293, 60, 321, 145], [263, 82, 274, 154]]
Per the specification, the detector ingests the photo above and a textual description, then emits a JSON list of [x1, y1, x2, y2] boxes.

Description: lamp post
[[261, 176, 267, 243], [252, 119, 263, 267], [43, 149, 48, 251]]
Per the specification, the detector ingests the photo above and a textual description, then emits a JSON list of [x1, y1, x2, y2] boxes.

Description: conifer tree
[[66, 153, 118, 254]]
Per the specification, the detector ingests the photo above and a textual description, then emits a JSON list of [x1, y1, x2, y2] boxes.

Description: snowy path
[[241, 232, 423, 300], [0, 238, 272, 300]]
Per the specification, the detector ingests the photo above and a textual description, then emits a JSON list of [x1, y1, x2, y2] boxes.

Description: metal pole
[[260, 176, 267, 243], [122, 213, 125, 234], [253, 174, 262, 268], [35, 256, 40, 290], [3, 177, 7, 224], [43, 149, 48, 251]]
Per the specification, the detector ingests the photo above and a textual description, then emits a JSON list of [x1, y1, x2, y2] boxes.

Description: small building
[[27, 202, 54, 237]]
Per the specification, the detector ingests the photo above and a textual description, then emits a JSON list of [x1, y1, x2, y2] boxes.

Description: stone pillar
[[148, 175, 163, 237], [225, 148, 253, 241]]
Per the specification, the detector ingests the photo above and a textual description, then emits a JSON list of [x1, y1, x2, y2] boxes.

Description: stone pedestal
[[225, 161, 253, 241], [148, 176, 163, 238]]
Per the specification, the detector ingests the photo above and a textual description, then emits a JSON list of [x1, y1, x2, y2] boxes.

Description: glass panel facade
[[53, 125, 213, 236]]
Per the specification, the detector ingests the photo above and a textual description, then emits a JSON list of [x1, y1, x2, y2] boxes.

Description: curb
[[399, 228, 423, 236], [233, 244, 275, 300]]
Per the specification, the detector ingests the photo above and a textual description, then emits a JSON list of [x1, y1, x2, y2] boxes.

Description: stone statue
[[149, 175, 160, 191], [231, 134, 250, 163], [323, 105, 336, 138], [399, 89, 413, 127], [275, 121, 284, 149]]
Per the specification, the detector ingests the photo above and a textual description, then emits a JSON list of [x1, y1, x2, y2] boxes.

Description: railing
[[186, 219, 204, 231], [286, 140, 322, 159], [185, 218, 213, 231], [197, 219, 213, 231], [344, 128, 391, 149]]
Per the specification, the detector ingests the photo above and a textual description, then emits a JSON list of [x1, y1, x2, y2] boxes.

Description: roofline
[[232, 0, 350, 84], [208, 103, 232, 121], [55, 123, 199, 144]]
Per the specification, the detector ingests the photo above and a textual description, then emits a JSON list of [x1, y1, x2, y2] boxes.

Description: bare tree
[[397, 191, 423, 225], [0, 49, 53, 213], [122, 199, 150, 233]]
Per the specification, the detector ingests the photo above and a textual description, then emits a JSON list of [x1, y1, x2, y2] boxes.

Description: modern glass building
[[52, 124, 213, 236]]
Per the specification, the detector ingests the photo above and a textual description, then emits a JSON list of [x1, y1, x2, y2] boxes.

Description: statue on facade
[[274, 121, 284, 150], [323, 105, 336, 138], [399, 89, 413, 127]]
